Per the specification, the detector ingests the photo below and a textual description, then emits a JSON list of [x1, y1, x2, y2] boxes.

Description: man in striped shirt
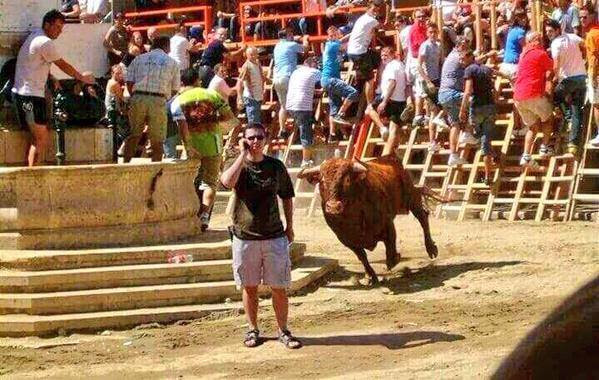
[[125, 36, 180, 162], [286, 57, 321, 168]]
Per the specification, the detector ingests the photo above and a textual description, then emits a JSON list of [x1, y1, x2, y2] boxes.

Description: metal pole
[[53, 96, 67, 165]]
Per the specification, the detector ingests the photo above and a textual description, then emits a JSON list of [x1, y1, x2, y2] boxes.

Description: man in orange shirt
[[581, 6, 599, 146]]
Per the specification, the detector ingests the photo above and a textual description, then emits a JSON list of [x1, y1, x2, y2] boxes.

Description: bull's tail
[[418, 184, 453, 203], [415, 184, 462, 212]]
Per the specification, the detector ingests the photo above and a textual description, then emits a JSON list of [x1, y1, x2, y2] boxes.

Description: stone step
[[0, 256, 338, 336], [0, 245, 306, 293], [0, 238, 235, 271], [0, 254, 324, 316]]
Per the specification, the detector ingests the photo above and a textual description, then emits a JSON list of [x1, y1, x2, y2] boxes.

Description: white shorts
[[232, 236, 291, 289], [499, 63, 518, 81], [273, 76, 290, 110], [514, 96, 553, 127]]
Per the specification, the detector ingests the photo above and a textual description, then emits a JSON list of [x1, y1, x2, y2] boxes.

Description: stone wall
[[0, 160, 203, 249]]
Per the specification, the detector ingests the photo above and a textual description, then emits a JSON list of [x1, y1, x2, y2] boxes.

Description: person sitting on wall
[[80, 0, 109, 23], [60, 0, 81, 21]]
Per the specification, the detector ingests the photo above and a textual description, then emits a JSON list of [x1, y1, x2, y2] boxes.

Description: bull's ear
[[356, 171, 367, 181]]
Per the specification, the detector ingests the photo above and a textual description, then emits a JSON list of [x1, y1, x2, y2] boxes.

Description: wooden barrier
[[238, 0, 366, 46], [124, 5, 213, 32]]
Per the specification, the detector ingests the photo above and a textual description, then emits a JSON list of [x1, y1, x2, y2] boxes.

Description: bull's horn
[[352, 160, 368, 173], [297, 165, 321, 178]]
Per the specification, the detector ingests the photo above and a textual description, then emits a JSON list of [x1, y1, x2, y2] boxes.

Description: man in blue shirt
[[321, 26, 359, 141], [499, 9, 527, 81], [273, 27, 309, 135]]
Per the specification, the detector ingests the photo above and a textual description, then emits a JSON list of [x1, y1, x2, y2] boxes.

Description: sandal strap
[[279, 329, 301, 348]]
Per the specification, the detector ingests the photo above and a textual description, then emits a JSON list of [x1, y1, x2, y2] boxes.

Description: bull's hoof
[[386, 253, 401, 270], [359, 275, 379, 286], [426, 243, 439, 259]]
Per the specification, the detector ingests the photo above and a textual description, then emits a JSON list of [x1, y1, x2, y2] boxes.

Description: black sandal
[[278, 329, 302, 349], [244, 329, 260, 348]]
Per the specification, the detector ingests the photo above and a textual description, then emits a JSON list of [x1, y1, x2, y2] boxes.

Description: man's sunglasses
[[247, 135, 265, 141]]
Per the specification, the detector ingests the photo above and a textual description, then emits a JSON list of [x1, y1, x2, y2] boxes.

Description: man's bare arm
[[282, 198, 294, 242], [53, 59, 94, 84], [220, 143, 247, 189]]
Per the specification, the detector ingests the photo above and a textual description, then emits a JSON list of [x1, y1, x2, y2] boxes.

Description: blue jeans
[[438, 89, 463, 127], [291, 110, 314, 147], [555, 75, 586, 145], [323, 78, 359, 116], [163, 134, 180, 159], [470, 104, 496, 156], [243, 97, 262, 124]]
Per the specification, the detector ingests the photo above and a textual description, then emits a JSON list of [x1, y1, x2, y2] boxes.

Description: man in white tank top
[[236, 47, 266, 124]]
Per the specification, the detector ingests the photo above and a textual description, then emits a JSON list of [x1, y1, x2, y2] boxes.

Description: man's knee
[[244, 286, 258, 295], [271, 287, 287, 296]]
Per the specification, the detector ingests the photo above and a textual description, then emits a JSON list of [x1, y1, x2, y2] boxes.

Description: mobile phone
[[243, 141, 250, 150]]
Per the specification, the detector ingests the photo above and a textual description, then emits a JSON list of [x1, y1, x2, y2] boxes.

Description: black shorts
[[372, 95, 406, 124], [15, 94, 48, 128], [349, 49, 381, 81]]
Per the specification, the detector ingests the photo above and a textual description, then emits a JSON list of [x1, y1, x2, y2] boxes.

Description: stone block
[[94, 128, 113, 162], [2, 130, 29, 165], [65, 129, 95, 162], [0, 130, 6, 163]]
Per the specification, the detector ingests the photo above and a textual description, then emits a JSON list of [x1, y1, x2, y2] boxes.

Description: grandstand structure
[[115, 0, 598, 222]]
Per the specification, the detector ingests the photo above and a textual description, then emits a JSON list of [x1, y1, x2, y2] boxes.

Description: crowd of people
[[9, 0, 599, 350]]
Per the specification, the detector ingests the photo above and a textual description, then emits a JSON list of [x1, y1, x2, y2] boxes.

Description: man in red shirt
[[408, 8, 429, 125], [513, 31, 555, 169]]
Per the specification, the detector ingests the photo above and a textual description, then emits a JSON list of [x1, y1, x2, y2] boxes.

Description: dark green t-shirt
[[232, 156, 295, 240]]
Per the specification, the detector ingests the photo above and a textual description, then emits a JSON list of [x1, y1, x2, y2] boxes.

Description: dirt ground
[[1, 214, 597, 379]]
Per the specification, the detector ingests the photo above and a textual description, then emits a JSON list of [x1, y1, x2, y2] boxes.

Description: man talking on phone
[[220, 122, 300, 349]]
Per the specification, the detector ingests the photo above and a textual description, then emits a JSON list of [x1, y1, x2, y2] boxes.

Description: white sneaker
[[448, 154, 468, 166], [459, 131, 479, 146], [590, 134, 599, 147], [520, 155, 540, 169], [379, 126, 389, 141], [412, 115, 425, 127], [432, 116, 449, 131], [300, 160, 314, 169], [515, 127, 529, 137], [539, 144, 555, 158], [428, 141, 441, 153]]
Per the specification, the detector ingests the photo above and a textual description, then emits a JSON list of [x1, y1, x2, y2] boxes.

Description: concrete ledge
[[0, 240, 306, 271], [0, 236, 232, 270], [0, 256, 338, 336], [0, 216, 204, 250]]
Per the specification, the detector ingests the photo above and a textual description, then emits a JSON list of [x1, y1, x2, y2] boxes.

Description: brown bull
[[298, 155, 439, 284]]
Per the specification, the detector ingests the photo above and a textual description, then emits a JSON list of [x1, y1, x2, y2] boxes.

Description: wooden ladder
[[568, 108, 599, 221]]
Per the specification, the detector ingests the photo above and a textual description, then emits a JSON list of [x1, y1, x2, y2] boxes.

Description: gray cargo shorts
[[232, 236, 291, 289]]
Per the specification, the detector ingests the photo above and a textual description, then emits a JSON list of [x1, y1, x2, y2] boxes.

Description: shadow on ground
[[326, 261, 523, 293], [297, 330, 465, 350]]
